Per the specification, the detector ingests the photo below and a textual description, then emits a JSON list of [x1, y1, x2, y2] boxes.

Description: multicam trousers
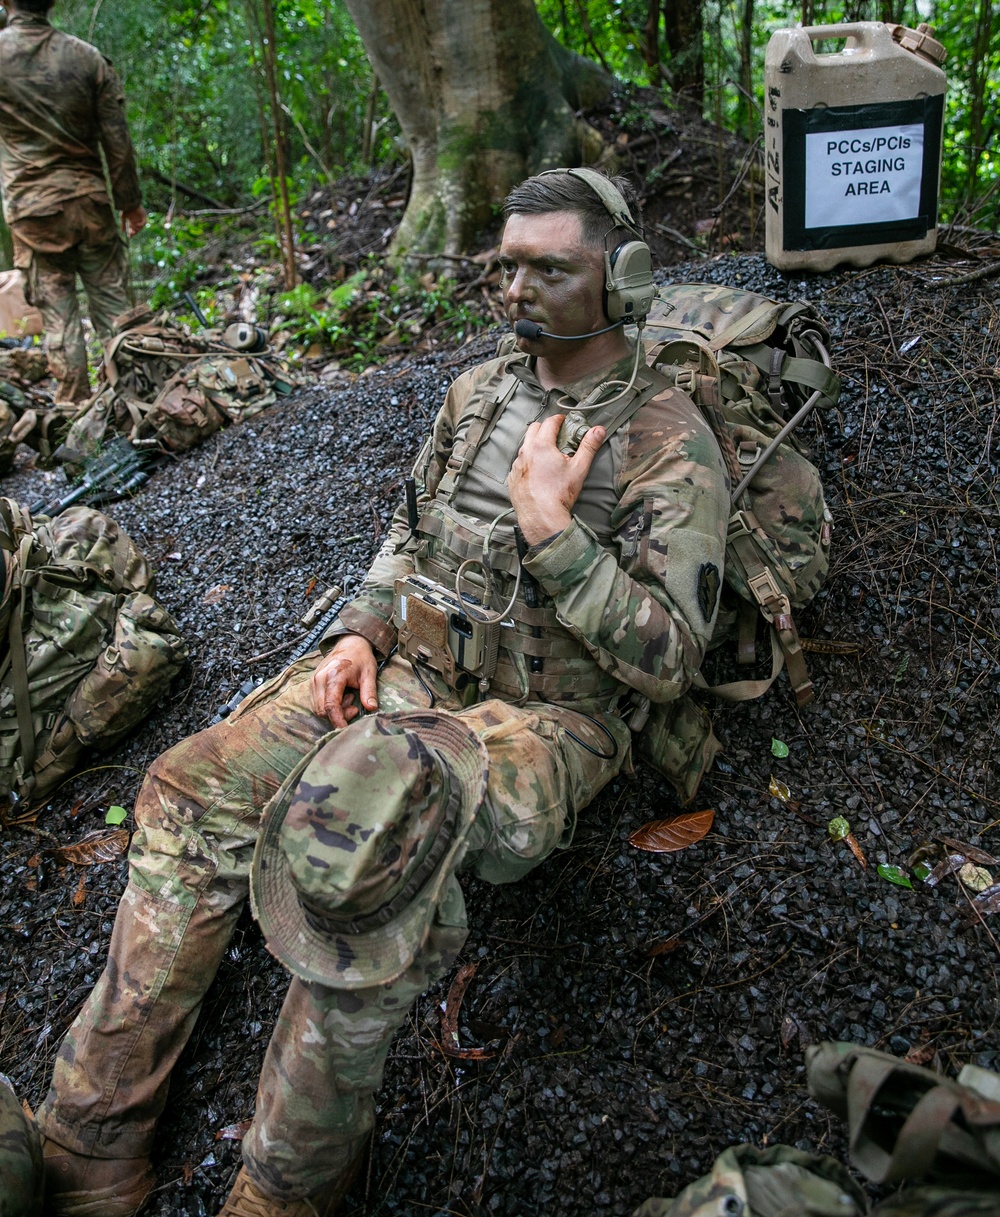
[[12, 198, 131, 403], [38, 652, 630, 1199]]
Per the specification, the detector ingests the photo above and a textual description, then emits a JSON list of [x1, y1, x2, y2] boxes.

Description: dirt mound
[[0, 250, 998, 1215]]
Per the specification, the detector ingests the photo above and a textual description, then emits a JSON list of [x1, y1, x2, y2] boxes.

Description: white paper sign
[[804, 122, 925, 229]]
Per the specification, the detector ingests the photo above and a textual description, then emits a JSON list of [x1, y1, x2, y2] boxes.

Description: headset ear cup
[[604, 240, 655, 323]]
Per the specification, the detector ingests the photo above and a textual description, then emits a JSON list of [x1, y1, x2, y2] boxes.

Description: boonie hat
[[251, 710, 488, 989]]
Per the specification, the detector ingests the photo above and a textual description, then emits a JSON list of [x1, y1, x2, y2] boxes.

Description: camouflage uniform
[[0, 12, 142, 402], [0, 1072, 44, 1217], [38, 347, 729, 1198]]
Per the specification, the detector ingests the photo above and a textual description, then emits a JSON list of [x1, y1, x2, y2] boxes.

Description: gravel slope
[[0, 251, 998, 1216]]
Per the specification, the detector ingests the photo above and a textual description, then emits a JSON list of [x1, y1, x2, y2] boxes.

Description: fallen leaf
[[972, 882, 1000, 915], [780, 1015, 801, 1049], [215, 1119, 252, 1142], [72, 872, 87, 906], [905, 1043, 936, 1065], [959, 862, 993, 893], [305, 576, 317, 597], [771, 738, 789, 759], [845, 834, 868, 869], [827, 816, 851, 842], [105, 805, 128, 826], [166, 551, 182, 562], [628, 810, 714, 853], [49, 829, 129, 867], [769, 775, 791, 802], [646, 936, 684, 957], [440, 963, 503, 1061], [202, 584, 232, 606], [912, 862, 932, 881], [937, 836, 998, 866], [877, 863, 912, 889], [924, 853, 967, 888]]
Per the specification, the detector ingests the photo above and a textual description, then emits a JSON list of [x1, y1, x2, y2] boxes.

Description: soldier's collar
[[508, 344, 639, 405], [8, 12, 52, 26]]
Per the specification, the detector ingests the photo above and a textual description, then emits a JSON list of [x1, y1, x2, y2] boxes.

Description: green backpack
[[0, 499, 189, 807], [643, 283, 840, 708]]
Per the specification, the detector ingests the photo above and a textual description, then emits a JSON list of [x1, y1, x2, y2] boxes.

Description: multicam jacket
[[0, 11, 141, 225], [337, 347, 730, 711]]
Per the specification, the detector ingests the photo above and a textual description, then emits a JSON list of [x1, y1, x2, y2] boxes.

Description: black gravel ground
[[0, 251, 998, 1216]]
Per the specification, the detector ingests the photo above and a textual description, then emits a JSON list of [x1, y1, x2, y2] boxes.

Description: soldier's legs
[[239, 689, 632, 1198], [37, 656, 338, 1159], [76, 235, 130, 342], [22, 251, 90, 404]]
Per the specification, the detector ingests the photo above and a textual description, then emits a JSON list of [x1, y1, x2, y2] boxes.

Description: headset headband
[[538, 167, 643, 238]]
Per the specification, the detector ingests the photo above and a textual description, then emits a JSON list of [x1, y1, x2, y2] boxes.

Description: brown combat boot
[[42, 1138, 154, 1217], [216, 1148, 366, 1217]]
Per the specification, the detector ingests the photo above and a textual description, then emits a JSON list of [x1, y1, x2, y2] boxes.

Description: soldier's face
[[499, 212, 607, 344]]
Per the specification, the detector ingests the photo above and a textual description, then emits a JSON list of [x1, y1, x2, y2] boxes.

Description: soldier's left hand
[[509, 413, 605, 546]]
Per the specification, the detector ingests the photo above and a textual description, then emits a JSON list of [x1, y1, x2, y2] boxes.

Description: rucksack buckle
[[747, 568, 789, 618]]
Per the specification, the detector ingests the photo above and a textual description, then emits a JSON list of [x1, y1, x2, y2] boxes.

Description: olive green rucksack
[[634, 1043, 1000, 1217], [643, 283, 840, 709], [0, 498, 189, 807]]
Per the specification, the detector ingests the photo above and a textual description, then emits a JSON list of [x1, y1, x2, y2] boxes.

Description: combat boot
[[216, 1148, 366, 1217], [42, 1138, 154, 1217]]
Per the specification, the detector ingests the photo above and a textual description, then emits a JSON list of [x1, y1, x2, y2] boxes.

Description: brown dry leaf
[[845, 832, 868, 870], [905, 1043, 936, 1065], [769, 776, 791, 803], [215, 1119, 252, 1142], [780, 1015, 801, 1049], [49, 829, 129, 867], [924, 853, 967, 888], [937, 836, 998, 866], [202, 584, 232, 606], [305, 576, 317, 598], [972, 882, 1000, 915], [646, 935, 684, 957], [440, 963, 501, 1061], [629, 810, 714, 854], [72, 872, 87, 906]]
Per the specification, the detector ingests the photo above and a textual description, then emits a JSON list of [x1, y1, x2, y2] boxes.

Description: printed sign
[[781, 96, 943, 251], [805, 123, 924, 229]]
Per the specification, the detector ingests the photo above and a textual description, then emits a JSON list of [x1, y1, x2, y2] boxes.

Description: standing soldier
[[0, 0, 145, 404]]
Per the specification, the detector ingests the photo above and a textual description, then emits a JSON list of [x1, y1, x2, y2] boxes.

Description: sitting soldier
[[37, 168, 730, 1217]]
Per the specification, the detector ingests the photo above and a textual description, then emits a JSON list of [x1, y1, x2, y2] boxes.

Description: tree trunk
[[341, 0, 613, 256], [663, 0, 704, 110]]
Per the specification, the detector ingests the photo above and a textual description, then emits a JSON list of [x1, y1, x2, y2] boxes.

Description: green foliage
[[271, 267, 488, 371]]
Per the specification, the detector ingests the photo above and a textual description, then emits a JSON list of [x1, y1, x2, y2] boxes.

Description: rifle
[[30, 436, 158, 517], [212, 584, 353, 723]]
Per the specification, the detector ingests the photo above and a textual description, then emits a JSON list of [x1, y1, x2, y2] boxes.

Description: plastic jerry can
[[765, 22, 947, 271]]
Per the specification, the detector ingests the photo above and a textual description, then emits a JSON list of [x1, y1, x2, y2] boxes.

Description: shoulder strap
[[435, 364, 522, 504]]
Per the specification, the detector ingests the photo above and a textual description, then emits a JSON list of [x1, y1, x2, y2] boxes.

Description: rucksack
[[0, 499, 188, 806], [642, 283, 840, 708], [58, 308, 294, 473]]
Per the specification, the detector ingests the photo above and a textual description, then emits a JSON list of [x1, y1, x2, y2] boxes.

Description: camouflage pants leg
[[38, 652, 630, 1195], [241, 674, 632, 1199], [36, 655, 337, 1160], [21, 237, 129, 403]]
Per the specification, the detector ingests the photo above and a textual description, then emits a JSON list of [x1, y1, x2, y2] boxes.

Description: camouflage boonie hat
[[251, 710, 488, 989]]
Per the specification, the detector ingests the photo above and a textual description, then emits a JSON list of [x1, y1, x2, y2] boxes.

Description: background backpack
[[0, 499, 188, 806]]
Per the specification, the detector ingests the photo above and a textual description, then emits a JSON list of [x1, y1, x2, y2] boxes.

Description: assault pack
[[633, 1042, 1000, 1217], [643, 283, 839, 707], [58, 306, 296, 473], [0, 499, 188, 807], [0, 348, 71, 473]]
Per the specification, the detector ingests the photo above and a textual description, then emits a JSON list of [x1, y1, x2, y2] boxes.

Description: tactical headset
[[539, 167, 655, 324]]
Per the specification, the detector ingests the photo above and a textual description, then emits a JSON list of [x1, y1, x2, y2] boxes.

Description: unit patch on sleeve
[[697, 562, 721, 623]]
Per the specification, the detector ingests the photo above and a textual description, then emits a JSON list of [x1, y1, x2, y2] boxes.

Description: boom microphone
[[513, 319, 624, 342]]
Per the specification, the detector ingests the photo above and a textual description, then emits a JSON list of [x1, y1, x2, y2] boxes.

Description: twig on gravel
[[924, 259, 1000, 290]]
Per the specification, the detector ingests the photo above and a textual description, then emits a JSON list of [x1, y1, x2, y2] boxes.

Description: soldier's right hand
[[310, 634, 379, 728]]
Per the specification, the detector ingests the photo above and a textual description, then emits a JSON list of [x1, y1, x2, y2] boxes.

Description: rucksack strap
[[7, 535, 36, 784], [739, 342, 841, 403]]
